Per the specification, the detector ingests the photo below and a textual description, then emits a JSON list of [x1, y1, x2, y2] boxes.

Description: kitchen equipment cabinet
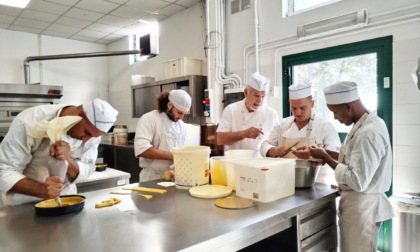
[[298, 200, 337, 251], [161, 83, 176, 92], [240, 192, 337, 252], [98, 143, 140, 183], [131, 75, 207, 118], [132, 84, 161, 119]]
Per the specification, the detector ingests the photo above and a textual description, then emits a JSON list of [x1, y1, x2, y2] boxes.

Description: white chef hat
[[168, 89, 192, 113], [82, 98, 118, 133], [289, 83, 312, 100], [323, 81, 360, 105], [248, 72, 270, 91]]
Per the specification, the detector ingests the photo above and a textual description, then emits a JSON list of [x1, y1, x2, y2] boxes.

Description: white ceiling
[[0, 0, 202, 45]]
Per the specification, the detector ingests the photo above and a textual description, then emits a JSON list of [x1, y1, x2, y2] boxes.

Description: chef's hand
[[292, 146, 311, 159], [267, 146, 287, 157], [42, 176, 64, 199], [243, 127, 264, 139], [308, 147, 329, 161], [49, 140, 71, 161]]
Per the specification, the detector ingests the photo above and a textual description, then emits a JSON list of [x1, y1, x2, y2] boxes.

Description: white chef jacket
[[260, 113, 341, 157], [134, 110, 186, 181], [216, 99, 279, 152], [335, 112, 394, 222], [0, 105, 100, 206]]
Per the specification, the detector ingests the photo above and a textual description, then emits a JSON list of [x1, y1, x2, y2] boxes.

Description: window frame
[[283, 0, 342, 17]]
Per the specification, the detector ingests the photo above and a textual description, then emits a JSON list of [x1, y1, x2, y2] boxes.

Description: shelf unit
[[131, 75, 207, 118]]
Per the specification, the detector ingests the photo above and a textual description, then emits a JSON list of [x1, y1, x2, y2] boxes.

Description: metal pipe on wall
[[23, 50, 142, 84], [254, 0, 260, 74], [207, 0, 241, 89]]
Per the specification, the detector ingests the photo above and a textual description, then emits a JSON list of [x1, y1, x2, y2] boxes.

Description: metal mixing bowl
[[295, 159, 322, 188]]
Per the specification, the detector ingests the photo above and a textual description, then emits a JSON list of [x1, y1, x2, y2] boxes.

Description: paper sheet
[[157, 182, 175, 187], [116, 195, 136, 212]]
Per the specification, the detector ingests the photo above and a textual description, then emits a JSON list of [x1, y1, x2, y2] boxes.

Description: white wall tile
[[394, 81, 420, 105], [393, 165, 420, 194], [394, 37, 420, 63], [394, 146, 420, 167], [394, 104, 420, 125], [395, 125, 420, 146], [394, 60, 418, 84]]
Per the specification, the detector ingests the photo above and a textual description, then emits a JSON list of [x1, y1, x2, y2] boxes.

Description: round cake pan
[[34, 195, 85, 216]]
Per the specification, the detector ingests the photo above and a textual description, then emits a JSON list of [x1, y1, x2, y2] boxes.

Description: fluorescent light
[[297, 9, 368, 39], [0, 0, 30, 8]]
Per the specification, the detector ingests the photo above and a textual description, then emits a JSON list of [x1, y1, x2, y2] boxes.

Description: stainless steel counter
[[76, 168, 131, 193], [0, 182, 338, 252]]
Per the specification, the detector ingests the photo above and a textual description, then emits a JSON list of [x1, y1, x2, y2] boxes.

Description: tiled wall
[[393, 36, 420, 194]]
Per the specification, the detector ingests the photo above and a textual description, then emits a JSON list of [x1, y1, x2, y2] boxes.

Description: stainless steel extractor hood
[[0, 83, 63, 139], [0, 83, 63, 106]]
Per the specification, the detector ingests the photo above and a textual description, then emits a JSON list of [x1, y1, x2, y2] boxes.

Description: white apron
[[139, 115, 184, 182], [282, 116, 314, 158], [337, 112, 379, 252], [1, 138, 75, 206]]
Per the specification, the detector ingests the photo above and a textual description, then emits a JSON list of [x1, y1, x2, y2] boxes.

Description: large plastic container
[[164, 57, 202, 79], [172, 146, 210, 189], [225, 149, 259, 190], [231, 158, 296, 203]]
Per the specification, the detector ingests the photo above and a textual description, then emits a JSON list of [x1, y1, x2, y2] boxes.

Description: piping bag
[[28, 116, 82, 206]]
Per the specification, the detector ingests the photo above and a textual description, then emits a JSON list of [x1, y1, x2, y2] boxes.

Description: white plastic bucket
[[172, 146, 210, 189], [225, 149, 259, 190]]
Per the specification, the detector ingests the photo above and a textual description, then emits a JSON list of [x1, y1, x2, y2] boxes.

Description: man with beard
[[134, 89, 192, 182], [216, 72, 279, 154]]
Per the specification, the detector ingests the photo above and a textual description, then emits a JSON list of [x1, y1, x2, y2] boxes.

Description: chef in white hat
[[216, 72, 279, 153], [308, 81, 394, 252], [134, 89, 192, 182], [261, 83, 340, 160], [0, 98, 118, 206]]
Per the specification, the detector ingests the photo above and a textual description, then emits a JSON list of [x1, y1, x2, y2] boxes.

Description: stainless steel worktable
[[0, 182, 338, 252], [76, 168, 131, 193]]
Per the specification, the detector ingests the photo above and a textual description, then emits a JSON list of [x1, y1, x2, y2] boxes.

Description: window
[[283, 0, 341, 17], [129, 22, 159, 64], [292, 53, 377, 135]]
